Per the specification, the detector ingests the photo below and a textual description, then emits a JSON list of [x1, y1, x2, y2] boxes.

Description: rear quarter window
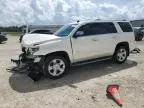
[[118, 22, 133, 32]]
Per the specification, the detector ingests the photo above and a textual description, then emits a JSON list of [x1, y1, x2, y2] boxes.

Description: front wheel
[[44, 56, 69, 79], [113, 46, 128, 64]]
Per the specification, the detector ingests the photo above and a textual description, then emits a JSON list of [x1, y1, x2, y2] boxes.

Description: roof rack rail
[[95, 19, 101, 20]]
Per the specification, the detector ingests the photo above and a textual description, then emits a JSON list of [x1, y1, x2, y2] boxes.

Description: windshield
[[54, 24, 77, 36]]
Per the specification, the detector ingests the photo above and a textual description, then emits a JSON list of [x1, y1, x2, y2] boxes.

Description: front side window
[[75, 22, 117, 37], [55, 24, 77, 37], [118, 22, 133, 32]]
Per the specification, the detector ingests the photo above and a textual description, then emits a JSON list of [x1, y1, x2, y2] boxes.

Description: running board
[[72, 56, 112, 66]]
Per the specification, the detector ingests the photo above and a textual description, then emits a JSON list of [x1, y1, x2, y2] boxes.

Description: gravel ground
[[0, 36, 144, 108]]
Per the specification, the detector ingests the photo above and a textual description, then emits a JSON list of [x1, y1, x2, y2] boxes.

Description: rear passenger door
[[89, 22, 118, 56]]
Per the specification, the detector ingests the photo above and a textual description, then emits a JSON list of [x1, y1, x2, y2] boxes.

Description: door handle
[[112, 36, 117, 39]]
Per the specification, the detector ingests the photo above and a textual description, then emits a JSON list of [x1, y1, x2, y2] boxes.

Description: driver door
[[71, 24, 99, 62]]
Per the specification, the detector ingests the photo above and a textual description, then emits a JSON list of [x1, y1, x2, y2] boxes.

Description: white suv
[[15, 20, 136, 78]]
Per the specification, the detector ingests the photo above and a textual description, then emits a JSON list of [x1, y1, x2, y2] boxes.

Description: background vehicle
[[19, 29, 53, 42], [131, 20, 144, 41], [133, 27, 144, 41], [30, 29, 53, 34], [19, 25, 62, 42], [13, 20, 135, 79], [0, 32, 7, 43]]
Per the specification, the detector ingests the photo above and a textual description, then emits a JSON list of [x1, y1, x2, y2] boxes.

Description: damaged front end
[[11, 47, 44, 81]]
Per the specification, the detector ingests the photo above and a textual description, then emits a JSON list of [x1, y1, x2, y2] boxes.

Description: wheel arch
[[114, 42, 130, 56], [44, 51, 71, 65]]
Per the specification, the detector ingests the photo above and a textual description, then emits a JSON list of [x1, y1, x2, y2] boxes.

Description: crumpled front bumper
[[11, 53, 44, 81], [11, 53, 43, 72]]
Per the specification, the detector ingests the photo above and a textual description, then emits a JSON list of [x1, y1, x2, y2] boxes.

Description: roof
[[71, 19, 130, 25]]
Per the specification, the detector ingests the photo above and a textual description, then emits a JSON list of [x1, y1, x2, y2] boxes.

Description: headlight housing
[[31, 47, 40, 52], [27, 46, 39, 54]]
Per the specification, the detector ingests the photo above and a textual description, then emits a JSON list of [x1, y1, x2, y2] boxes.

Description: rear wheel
[[44, 56, 69, 79], [113, 46, 128, 64]]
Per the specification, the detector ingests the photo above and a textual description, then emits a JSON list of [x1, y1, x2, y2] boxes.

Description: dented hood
[[22, 33, 60, 46]]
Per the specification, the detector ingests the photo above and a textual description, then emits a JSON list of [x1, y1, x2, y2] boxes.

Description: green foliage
[[0, 26, 25, 32], [6, 32, 21, 36]]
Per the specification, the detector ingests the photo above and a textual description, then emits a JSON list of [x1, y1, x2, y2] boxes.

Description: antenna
[[77, 20, 80, 23], [95, 19, 101, 20]]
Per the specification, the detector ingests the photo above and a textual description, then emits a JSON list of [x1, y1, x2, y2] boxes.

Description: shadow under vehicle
[[9, 59, 137, 93]]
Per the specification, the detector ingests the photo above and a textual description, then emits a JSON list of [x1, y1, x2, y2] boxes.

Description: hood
[[22, 34, 61, 46]]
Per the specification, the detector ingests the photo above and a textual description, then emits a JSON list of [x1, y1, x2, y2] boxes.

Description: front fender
[[33, 39, 73, 62]]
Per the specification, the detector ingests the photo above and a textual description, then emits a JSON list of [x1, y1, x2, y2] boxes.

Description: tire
[[44, 56, 70, 79], [113, 46, 128, 64], [138, 35, 143, 41], [135, 34, 143, 41]]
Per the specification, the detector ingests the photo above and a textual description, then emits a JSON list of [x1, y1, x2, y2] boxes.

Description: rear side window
[[77, 22, 117, 36], [118, 22, 133, 32]]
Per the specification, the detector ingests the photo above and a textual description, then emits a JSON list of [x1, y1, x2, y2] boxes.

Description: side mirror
[[74, 31, 84, 38]]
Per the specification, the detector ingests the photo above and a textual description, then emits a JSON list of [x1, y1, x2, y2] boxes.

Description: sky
[[0, 0, 144, 26]]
